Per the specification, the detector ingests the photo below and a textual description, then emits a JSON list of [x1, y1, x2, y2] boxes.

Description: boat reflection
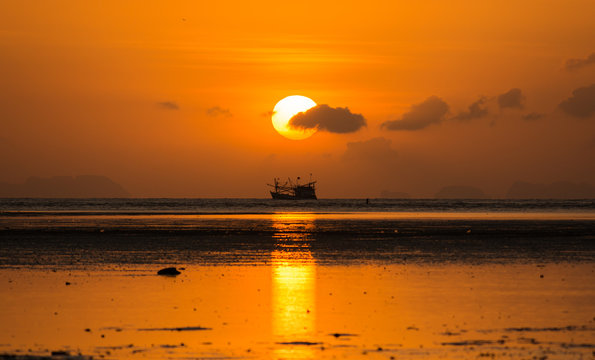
[[271, 213, 317, 358]]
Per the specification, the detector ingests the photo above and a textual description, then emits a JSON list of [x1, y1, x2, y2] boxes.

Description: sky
[[1, 0, 594, 198]]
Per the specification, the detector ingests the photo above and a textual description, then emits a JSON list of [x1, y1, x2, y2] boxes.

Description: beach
[[4, 0, 595, 357], [1, 199, 594, 359]]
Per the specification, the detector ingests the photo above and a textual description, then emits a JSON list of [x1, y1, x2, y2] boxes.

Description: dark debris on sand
[[0, 352, 93, 359], [442, 339, 506, 346], [276, 341, 322, 346], [330, 333, 358, 338], [505, 325, 593, 332], [138, 326, 211, 331]]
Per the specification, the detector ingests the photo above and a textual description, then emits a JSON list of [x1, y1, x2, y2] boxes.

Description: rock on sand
[[157, 267, 181, 276]]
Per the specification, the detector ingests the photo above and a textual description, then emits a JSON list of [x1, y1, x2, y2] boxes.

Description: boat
[[268, 176, 317, 200]]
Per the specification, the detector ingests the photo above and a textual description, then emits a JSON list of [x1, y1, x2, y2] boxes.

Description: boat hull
[[270, 191, 317, 200]]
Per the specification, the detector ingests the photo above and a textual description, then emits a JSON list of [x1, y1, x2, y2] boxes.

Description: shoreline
[[2, 218, 594, 267], [3, 210, 595, 220]]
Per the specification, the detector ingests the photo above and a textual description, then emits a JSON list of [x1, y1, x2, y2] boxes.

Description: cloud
[[558, 83, 595, 118], [288, 104, 366, 133], [381, 96, 449, 131], [261, 110, 275, 117], [342, 137, 398, 162], [522, 112, 545, 121], [497, 88, 524, 109], [452, 97, 488, 121], [206, 106, 232, 117], [564, 52, 595, 72], [157, 101, 179, 110]]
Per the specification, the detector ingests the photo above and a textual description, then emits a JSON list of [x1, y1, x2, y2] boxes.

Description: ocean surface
[[2, 197, 595, 214], [1, 198, 595, 266], [1, 198, 594, 359]]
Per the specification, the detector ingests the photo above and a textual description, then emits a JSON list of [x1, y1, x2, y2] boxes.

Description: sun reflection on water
[[271, 213, 317, 358]]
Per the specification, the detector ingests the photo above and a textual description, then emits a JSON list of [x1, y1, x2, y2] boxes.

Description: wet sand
[[1, 211, 595, 359], [1, 213, 595, 266], [1, 263, 594, 359]]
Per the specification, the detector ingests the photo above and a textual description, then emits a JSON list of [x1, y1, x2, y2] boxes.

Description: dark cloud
[[288, 104, 366, 133], [497, 88, 524, 109], [206, 106, 232, 117], [558, 83, 595, 118], [261, 110, 275, 117], [342, 137, 398, 162], [564, 52, 595, 72], [381, 96, 449, 131], [157, 101, 179, 110], [522, 112, 545, 121], [452, 97, 488, 121]]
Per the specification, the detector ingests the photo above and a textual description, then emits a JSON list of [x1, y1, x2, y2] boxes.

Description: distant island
[[380, 181, 595, 199], [506, 181, 595, 199], [434, 185, 486, 199], [0, 175, 129, 198], [379, 190, 411, 199]]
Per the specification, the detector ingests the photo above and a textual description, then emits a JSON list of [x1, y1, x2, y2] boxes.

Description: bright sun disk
[[272, 95, 317, 140]]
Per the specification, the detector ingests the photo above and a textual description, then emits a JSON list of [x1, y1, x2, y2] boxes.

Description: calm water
[[1, 199, 594, 359], [2, 198, 595, 214], [1, 198, 595, 266]]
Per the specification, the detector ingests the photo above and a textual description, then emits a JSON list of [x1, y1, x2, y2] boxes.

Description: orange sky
[[1, 0, 594, 197]]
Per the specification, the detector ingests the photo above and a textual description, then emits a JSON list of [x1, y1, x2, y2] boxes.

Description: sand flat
[[1, 200, 594, 359], [1, 262, 594, 359]]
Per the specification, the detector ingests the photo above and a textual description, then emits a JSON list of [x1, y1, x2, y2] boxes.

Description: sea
[[1, 198, 594, 265], [1, 198, 594, 359], [2, 197, 595, 214]]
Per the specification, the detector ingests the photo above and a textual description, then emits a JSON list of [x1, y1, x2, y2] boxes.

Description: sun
[[272, 95, 317, 140]]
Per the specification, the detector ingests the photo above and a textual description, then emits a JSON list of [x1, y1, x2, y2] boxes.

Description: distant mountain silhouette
[[435, 185, 486, 199], [0, 175, 129, 198], [506, 181, 595, 199], [379, 190, 411, 199]]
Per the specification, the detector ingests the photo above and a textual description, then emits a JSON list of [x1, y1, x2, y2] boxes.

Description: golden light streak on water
[[271, 213, 317, 359]]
